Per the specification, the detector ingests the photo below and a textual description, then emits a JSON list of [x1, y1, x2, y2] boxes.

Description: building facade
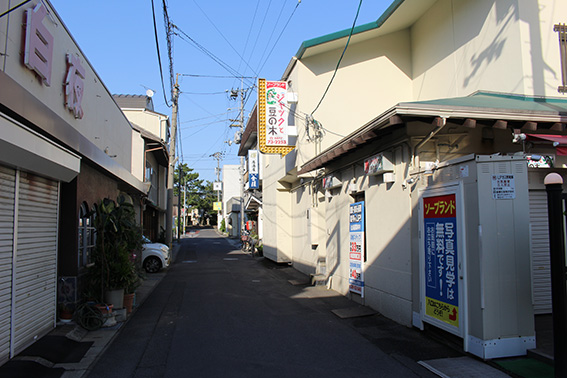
[[0, 0, 147, 363], [260, 0, 567, 359], [114, 94, 170, 242]]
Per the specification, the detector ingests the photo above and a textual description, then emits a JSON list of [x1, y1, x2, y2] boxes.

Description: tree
[[174, 164, 215, 225]]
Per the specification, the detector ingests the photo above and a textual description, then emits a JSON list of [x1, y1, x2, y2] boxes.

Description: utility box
[[415, 154, 535, 359]]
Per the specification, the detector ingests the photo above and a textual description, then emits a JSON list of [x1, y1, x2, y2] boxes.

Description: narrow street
[[85, 228, 456, 378]]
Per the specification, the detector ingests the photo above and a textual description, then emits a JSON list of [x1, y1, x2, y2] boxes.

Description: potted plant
[[59, 302, 74, 322], [86, 194, 143, 310]]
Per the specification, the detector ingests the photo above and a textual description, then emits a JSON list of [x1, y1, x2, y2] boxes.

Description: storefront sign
[[64, 54, 86, 119], [527, 155, 553, 168], [248, 150, 259, 189], [349, 202, 365, 297], [364, 152, 393, 175], [23, 3, 86, 119], [491, 174, 515, 200], [265, 81, 288, 146], [257, 79, 295, 156], [24, 3, 54, 86], [424, 194, 459, 329], [248, 173, 259, 189]]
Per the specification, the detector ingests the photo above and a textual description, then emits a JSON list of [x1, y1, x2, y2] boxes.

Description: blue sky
[[49, 0, 391, 183]]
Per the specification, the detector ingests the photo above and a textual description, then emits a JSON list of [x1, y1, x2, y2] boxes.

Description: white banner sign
[[265, 81, 288, 146]]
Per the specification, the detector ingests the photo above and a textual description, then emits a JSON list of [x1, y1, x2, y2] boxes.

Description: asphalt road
[[86, 228, 448, 378]]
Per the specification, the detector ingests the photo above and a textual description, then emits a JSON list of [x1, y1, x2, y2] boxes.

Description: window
[[78, 202, 96, 267], [555, 23, 567, 93]]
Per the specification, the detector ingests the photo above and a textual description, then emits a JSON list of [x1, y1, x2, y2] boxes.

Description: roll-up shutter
[[529, 190, 552, 314], [11, 172, 59, 356], [0, 166, 15, 364]]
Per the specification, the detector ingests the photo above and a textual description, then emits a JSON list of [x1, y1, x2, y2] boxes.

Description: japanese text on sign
[[349, 201, 365, 297], [423, 194, 459, 329], [265, 81, 288, 146], [491, 174, 515, 199]]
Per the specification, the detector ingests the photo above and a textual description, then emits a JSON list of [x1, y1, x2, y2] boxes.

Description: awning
[[245, 195, 262, 211], [526, 134, 567, 155]]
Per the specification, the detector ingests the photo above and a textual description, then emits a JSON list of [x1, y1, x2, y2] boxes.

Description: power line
[[255, 0, 287, 73], [257, 1, 301, 74], [150, 0, 171, 107], [311, 0, 362, 116], [190, 0, 259, 78], [173, 26, 255, 88], [234, 0, 261, 89]]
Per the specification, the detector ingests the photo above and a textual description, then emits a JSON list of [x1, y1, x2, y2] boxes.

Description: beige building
[[0, 0, 152, 364], [114, 95, 170, 242], [259, 0, 567, 359]]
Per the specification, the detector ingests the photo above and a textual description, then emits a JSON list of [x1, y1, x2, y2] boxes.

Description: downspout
[[411, 116, 447, 168]]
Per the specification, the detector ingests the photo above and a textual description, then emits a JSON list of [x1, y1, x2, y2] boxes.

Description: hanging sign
[[257, 78, 295, 156], [349, 201, 365, 297], [248, 150, 259, 190], [423, 193, 459, 330]]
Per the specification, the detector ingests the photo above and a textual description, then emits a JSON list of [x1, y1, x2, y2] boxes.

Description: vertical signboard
[[257, 78, 295, 156], [349, 202, 365, 297], [423, 192, 460, 333], [265, 81, 288, 146], [248, 150, 259, 190]]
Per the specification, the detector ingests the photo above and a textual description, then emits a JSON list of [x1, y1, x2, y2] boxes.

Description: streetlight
[[544, 172, 567, 378]]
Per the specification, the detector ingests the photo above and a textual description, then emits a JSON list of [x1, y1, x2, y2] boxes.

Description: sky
[[49, 0, 392, 183]]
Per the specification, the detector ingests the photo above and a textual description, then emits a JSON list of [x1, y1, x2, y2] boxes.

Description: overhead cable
[[257, 0, 301, 74], [191, 0, 259, 78], [150, 0, 171, 107], [311, 0, 362, 116]]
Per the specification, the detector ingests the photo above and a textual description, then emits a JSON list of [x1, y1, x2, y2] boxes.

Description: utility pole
[[228, 79, 248, 236], [177, 164, 183, 240], [210, 152, 223, 227], [239, 83, 245, 235], [166, 74, 179, 248]]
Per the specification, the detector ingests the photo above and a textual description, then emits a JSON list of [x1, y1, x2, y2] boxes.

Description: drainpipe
[[411, 116, 447, 168]]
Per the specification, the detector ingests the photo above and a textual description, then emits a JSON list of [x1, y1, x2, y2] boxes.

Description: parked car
[[142, 236, 170, 273]]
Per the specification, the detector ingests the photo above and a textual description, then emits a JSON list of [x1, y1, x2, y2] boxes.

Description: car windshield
[[142, 236, 151, 244]]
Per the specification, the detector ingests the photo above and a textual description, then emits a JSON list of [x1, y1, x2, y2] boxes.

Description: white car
[[142, 236, 170, 273]]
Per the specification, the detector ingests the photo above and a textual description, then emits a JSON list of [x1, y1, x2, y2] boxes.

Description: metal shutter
[[529, 190, 552, 314], [11, 172, 59, 356], [0, 166, 15, 364]]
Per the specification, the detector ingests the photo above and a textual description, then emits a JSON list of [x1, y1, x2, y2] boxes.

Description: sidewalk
[[0, 242, 180, 378]]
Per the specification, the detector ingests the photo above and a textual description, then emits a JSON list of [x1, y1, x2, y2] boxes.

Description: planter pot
[[123, 293, 135, 314], [95, 303, 113, 315], [104, 288, 124, 309], [59, 309, 73, 323]]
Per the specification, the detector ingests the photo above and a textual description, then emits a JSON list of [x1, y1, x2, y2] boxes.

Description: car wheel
[[144, 256, 162, 273]]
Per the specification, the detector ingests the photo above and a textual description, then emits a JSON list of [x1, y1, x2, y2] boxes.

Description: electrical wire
[[191, 0, 259, 78], [0, 0, 31, 19], [180, 74, 255, 79], [256, 1, 301, 74], [255, 0, 287, 71], [150, 0, 171, 107], [311, 0, 362, 116], [234, 0, 261, 88], [173, 26, 255, 88]]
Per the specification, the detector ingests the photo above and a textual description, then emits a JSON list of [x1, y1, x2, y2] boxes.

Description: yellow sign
[[425, 297, 459, 327], [258, 78, 295, 156], [213, 202, 222, 211]]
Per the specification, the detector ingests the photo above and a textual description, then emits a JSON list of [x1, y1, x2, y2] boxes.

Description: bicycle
[[241, 230, 256, 255], [75, 302, 113, 331]]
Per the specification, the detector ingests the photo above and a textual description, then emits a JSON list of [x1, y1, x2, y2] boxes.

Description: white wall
[[411, 0, 567, 100]]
